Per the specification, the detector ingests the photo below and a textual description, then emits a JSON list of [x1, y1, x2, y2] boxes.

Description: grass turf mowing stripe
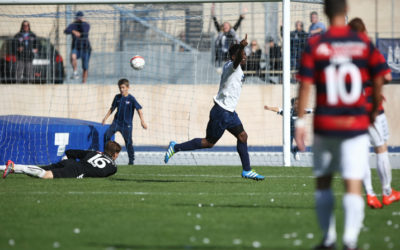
[[0, 166, 399, 250]]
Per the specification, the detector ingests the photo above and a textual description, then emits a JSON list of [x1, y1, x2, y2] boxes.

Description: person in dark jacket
[[290, 21, 308, 70], [14, 20, 38, 83], [244, 40, 262, 77], [260, 36, 282, 83], [211, 3, 246, 67], [64, 11, 91, 83]]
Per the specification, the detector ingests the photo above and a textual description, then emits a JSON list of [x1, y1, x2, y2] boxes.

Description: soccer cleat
[[164, 141, 176, 163], [382, 189, 400, 206], [293, 147, 300, 161], [2, 160, 15, 179], [367, 194, 383, 209], [241, 170, 265, 181]]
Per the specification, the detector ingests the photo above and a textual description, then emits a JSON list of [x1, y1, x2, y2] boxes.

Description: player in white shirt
[[164, 34, 265, 181], [348, 17, 400, 209]]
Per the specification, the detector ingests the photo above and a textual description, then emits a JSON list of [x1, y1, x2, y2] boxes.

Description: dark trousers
[[104, 122, 134, 164], [16, 61, 33, 83], [42, 159, 83, 178], [290, 129, 299, 154]]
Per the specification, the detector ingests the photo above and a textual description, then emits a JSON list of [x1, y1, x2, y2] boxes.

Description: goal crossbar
[[0, 0, 323, 5]]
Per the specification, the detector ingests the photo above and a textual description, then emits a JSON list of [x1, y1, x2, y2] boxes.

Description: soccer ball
[[130, 55, 145, 70]]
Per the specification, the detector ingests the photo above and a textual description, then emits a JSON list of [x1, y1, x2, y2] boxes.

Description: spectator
[[177, 31, 187, 52], [244, 39, 262, 77], [262, 36, 282, 83], [309, 11, 326, 37], [14, 20, 38, 83], [290, 21, 308, 70], [64, 11, 91, 83], [211, 3, 245, 67]]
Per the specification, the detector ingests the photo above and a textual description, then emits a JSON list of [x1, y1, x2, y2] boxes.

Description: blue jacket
[[64, 21, 91, 50]]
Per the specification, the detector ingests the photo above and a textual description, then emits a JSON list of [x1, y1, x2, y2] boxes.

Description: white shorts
[[313, 134, 369, 180], [368, 113, 389, 147]]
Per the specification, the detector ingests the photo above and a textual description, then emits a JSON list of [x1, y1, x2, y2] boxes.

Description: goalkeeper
[[264, 97, 313, 160], [2, 141, 121, 179]]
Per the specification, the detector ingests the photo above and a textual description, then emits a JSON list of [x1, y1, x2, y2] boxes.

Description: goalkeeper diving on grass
[[2, 141, 121, 179], [164, 34, 265, 181]]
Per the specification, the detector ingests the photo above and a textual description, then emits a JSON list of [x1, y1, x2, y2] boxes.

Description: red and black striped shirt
[[364, 52, 391, 114], [298, 26, 387, 137]]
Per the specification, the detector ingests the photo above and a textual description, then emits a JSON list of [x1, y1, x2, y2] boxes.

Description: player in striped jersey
[[295, 0, 385, 249], [348, 17, 400, 209]]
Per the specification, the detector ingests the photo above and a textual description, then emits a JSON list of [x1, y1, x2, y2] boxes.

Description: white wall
[[1, 84, 399, 147]]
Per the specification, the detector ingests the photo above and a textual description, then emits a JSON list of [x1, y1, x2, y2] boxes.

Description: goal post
[[0, 0, 326, 167], [282, 0, 291, 166]]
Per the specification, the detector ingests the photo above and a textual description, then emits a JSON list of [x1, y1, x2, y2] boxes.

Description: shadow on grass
[[109, 178, 240, 184]]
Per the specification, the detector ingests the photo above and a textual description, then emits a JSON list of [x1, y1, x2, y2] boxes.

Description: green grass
[[0, 166, 399, 250]]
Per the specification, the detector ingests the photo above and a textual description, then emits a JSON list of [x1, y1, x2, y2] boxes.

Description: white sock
[[14, 165, 46, 178], [376, 152, 392, 195], [315, 189, 336, 246], [343, 193, 364, 249], [363, 167, 376, 196]]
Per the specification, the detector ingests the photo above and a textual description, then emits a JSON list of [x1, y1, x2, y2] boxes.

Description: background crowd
[[211, 8, 326, 83]]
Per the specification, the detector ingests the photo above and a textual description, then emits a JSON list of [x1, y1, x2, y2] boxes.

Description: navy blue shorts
[[71, 49, 91, 70], [205, 103, 244, 144]]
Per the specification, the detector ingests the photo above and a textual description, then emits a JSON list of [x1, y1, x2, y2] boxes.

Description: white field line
[[0, 190, 354, 197], [0, 191, 315, 196]]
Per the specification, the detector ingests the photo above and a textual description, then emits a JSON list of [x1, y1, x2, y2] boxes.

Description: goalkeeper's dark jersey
[[65, 150, 117, 178], [277, 108, 313, 133]]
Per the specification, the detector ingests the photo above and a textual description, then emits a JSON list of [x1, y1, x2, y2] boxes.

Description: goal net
[[0, 0, 369, 167]]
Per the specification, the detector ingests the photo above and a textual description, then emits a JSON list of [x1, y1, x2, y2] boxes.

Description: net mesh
[[0, 2, 327, 166]]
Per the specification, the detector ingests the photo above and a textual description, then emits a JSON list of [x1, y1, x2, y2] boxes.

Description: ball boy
[[102, 79, 147, 165]]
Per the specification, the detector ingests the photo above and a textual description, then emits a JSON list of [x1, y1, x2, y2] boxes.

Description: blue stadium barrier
[[0, 115, 112, 165]]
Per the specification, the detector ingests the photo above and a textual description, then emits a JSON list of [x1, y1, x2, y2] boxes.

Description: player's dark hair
[[348, 18, 366, 33], [228, 44, 241, 60], [19, 20, 30, 32], [118, 78, 129, 87], [104, 141, 121, 156], [310, 11, 318, 17], [324, 0, 347, 20]]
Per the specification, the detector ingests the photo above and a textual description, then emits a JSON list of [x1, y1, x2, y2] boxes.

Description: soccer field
[[1, 166, 399, 250]]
